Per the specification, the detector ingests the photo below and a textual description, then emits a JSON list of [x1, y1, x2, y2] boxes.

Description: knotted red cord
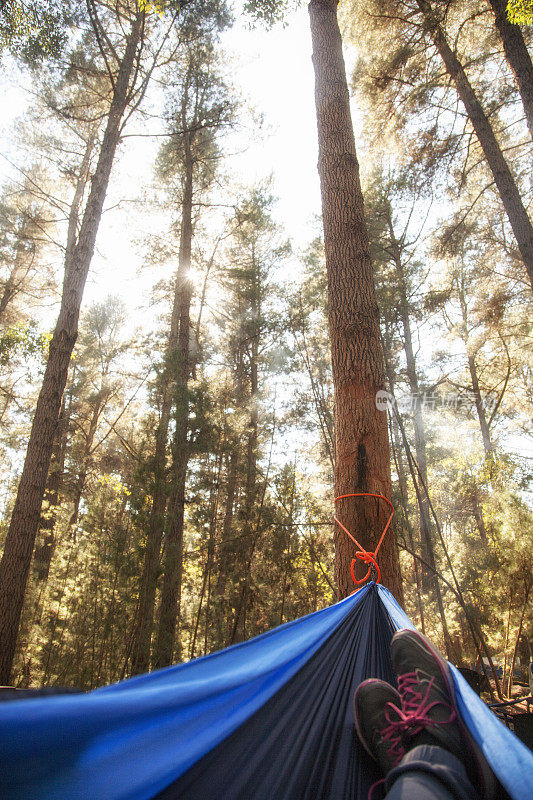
[[334, 493, 394, 587]]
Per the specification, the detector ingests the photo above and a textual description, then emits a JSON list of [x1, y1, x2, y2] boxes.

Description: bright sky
[[221, 6, 323, 247], [88, 3, 358, 313], [59, 2, 364, 358], [0, 3, 364, 324], [0, 2, 363, 485], [0, 5, 530, 471]]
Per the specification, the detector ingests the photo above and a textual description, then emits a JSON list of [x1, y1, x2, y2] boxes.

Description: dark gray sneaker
[[353, 678, 406, 775], [391, 628, 498, 799]]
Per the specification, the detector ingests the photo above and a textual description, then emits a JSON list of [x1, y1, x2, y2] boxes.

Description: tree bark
[[391, 394, 455, 660], [129, 255, 187, 674], [203, 462, 221, 656], [309, 0, 403, 602], [456, 276, 494, 457], [467, 353, 493, 457], [65, 129, 98, 265], [32, 132, 96, 578], [508, 579, 531, 695], [68, 394, 106, 533], [129, 390, 172, 674], [0, 12, 143, 685], [31, 132, 96, 583], [384, 207, 437, 582], [233, 284, 260, 644], [33, 393, 70, 583], [0, 235, 31, 321], [152, 144, 194, 670], [382, 316, 453, 656], [385, 211, 454, 652], [487, 0, 533, 139], [416, 0, 533, 290], [133, 43, 225, 670], [130, 198, 197, 672], [389, 411, 426, 634], [189, 454, 221, 660], [213, 449, 238, 649]]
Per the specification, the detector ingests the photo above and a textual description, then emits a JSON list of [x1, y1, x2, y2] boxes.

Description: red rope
[[334, 493, 394, 587]]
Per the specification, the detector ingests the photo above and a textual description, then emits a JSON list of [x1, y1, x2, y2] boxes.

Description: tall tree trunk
[[381, 303, 453, 657], [0, 12, 144, 685], [65, 128, 98, 263], [152, 146, 194, 670], [467, 353, 494, 457], [32, 129, 96, 578], [228, 365, 259, 646], [385, 211, 454, 651], [390, 392, 455, 660], [189, 454, 221, 660], [31, 135, 96, 580], [385, 207, 436, 584], [279, 471, 296, 626], [389, 412, 426, 634], [456, 277, 494, 457], [203, 454, 222, 656], [0, 234, 30, 321], [230, 415, 258, 645], [190, 560, 209, 661], [416, 0, 533, 290], [97, 502, 129, 685], [487, 0, 533, 138], [33, 393, 70, 583], [382, 328, 453, 655], [213, 449, 238, 649], [309, 0, 403, 602], [234, 290, 260, 644], [68, 396, 105, 533], [129, 390, 172, 674], [130, 261, 189, 674]]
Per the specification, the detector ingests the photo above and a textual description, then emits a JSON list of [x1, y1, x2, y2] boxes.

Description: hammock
[[1, 583, 531, 799]]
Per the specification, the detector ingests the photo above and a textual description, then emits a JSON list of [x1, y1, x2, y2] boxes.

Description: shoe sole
[[353, 678, 394, 762]]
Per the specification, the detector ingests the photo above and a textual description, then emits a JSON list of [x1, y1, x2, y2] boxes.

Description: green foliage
[[1, 0, 531, 695], [145, 0, 299, 26], [0, 1, 73, 63], [507, 0, 533, 24], [0, 322, 50, 367], [242, 0, 300, 25]]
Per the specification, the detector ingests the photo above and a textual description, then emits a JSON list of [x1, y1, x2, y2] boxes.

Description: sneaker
[[391, 628, 497, 799], [353, 678, 406, 775]]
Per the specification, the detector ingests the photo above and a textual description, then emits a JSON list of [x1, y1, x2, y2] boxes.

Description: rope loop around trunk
[[334, 493, 394, 588]]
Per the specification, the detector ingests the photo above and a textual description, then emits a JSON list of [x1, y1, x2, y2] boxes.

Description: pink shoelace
[[367, 671, 456, 800], [393, 671, 457, 736]]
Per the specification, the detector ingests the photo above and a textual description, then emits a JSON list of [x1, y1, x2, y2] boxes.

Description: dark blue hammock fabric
[[0, 583, 531, 800]]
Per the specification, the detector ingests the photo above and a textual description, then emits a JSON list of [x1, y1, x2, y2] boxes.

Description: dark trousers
[[384, 745, 479, 800]]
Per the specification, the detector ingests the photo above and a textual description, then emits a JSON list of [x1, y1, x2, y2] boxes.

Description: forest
[[0, 0, 531, 708]]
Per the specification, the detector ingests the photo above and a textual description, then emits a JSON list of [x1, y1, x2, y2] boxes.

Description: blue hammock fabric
[[0, 583, 532, 799]]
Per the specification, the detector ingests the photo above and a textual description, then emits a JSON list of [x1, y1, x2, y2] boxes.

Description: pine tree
[[135, 33, 233, 672], [0, 0, 212, 684], [309, 0, 403, 601], [487, 0, 533, 137]]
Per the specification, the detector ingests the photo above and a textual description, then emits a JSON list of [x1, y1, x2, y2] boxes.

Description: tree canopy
[[0, 0, 530, 702]]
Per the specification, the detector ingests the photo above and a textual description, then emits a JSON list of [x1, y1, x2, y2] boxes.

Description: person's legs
[[384, 745, 478, 800], [353, 629, 497, 800], [389, 629, 496, 798]]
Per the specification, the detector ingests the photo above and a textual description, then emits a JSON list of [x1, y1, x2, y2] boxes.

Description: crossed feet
[[353, 629, 498, 799]]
